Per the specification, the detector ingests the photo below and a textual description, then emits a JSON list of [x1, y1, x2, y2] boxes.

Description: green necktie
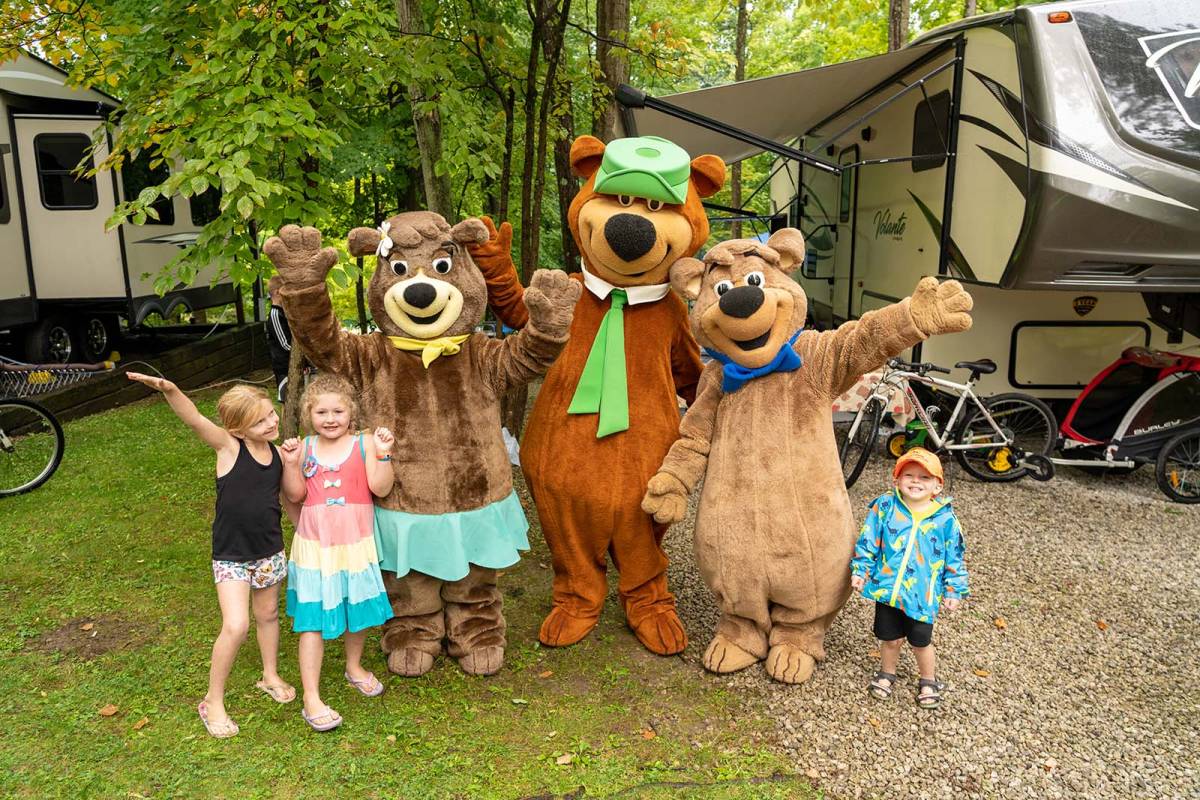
[[568, 288, 629, 438]]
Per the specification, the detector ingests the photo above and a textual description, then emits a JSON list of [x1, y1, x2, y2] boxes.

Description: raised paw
[[909, 277, 973, 337], [764, 643, 816, 685], [641, 471, 688, 525], [702, 634, 760, 674], [467, 216, 514, 261], [524, 269, 581, 335], [263, 224, 339, 287]]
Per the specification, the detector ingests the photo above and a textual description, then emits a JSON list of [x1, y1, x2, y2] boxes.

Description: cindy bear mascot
[[642, 230, 972, 684], [266, 215, 581, 676], [469, 136, 725, 655]]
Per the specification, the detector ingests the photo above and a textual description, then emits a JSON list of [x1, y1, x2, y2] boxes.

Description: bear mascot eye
[[391, 260, 409, 276], [714, 280, 733, 296], [646, 199, 664, 212], [433, 257, 452, 275], [745, 271, 764, 287], [617, 194, 634, 207]]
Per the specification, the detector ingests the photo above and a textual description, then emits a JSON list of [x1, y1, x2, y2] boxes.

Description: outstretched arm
[[485, 268, 581, 394], [126, 372, 235, 453], [641, 364, 723, 525], [805, 278, 972, 397], [468, 216, 530, 329]]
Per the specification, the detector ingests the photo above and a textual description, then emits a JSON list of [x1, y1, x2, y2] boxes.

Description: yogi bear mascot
[[468, 135, 725, 655], [642, 230, 973, 684], [266, 215, 581, 677]]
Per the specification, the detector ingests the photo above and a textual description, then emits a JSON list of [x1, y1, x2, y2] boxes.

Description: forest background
[[0, 0, 1045, 328]]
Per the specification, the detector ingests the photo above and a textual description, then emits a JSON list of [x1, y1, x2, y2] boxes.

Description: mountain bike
[[835, 357, 1057, 487], [0, 358, 115, 496]]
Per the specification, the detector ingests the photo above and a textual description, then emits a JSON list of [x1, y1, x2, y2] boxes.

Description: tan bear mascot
[[266, 216, 581, 677], [469, 136, 725, 655], [642, 230, 972, 684]]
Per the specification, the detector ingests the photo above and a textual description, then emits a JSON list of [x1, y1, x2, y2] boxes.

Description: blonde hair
[[217, 384, 272, 433], [300, 374, 360, 434]]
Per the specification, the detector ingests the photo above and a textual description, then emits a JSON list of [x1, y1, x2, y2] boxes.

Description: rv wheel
[[22, 315, 77, 364], [78, 316, 117, 362]]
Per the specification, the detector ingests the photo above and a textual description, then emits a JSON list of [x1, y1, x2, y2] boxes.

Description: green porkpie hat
[[592, 136, 693, 206]]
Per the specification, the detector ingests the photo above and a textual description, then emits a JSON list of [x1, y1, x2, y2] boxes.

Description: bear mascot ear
[[570, 135, 607, 179], [766, 228, 806, 271], [669, 257, 705, 302], [450, 218, 489, 246], [348, 227, 382, 257], [690, 155, 726, 199]]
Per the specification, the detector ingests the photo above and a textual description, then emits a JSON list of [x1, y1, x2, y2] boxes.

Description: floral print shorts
[[211, 550, 287, 589]]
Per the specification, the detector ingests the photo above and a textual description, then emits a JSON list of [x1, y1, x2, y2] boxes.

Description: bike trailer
[[1059, 348, 1200, 459]]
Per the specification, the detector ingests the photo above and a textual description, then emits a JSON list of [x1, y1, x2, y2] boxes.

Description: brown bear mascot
[[642, 230, 972, 684], [266, 215, 581, 676], [468, 136, 725, 655]]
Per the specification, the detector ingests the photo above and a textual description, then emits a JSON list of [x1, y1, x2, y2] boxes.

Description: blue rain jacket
[[850, 491, 968, 624]]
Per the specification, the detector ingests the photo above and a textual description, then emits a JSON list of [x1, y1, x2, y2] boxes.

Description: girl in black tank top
[[126, 371, 301, 738]]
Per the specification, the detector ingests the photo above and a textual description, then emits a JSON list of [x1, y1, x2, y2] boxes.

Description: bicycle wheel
[[838, 398, 884, 488], [1156, 430, 1200, 504], [952, 393, 1056, 482], [0, 399, 65, 497]]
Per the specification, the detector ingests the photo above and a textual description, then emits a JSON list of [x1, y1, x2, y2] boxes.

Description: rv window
[[34, 134, 98, 210], [838, 169, 852, 223], [0, 149, 9, 224], [121, 154, 175, 225], [190, 187, 222, 226], [911, 90, 951, 173]]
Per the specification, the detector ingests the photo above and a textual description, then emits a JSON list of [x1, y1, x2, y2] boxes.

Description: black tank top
[[212, 439, 284, 561]]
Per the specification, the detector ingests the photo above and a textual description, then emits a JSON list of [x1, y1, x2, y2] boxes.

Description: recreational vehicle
[[1, 51, 235, 363], [619, 0, 1200, 400]]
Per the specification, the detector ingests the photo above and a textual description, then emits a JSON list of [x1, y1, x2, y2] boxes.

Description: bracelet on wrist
[[375, 454, 392, 462]]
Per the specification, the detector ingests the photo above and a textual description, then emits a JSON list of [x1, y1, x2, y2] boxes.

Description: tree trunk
[[395, 0, 452, 216], [519, 5, 545, 283], [529, 0, 572, 277], [963, 0, 977, 17], [281, 344, 306, 439], [730, 0, 748, 239], [593, 0, 629, 140], [500, 90, 515, 224], [543, 4, 579, 272], [888, 0, 909, 52]]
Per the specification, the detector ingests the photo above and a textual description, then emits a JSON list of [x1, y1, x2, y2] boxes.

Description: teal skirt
[[373, 490, 530, 582]]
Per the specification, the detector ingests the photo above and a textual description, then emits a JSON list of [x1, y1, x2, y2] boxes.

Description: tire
[[887, 432, 907, 458], [0, 400, 65, 496], [78, 315, 118, 362], [1156, 430, 1200, 504], [953, 393, 1057, 482], [22, 315, 77, 363], [838, 398, 884, 488]]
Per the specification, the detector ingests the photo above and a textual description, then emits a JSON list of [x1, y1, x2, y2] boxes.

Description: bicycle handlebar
[[886, 358, 951, 376]]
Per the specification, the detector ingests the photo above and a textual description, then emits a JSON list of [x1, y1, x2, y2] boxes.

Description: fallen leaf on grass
[[131, 717, 149, 730], [973, 668, 991, 677], [537, 562, 549, 570], [1096, 619, 1108, 631], [868, 717, 881, 729], [546, 730, 558, 739], [99, 704, 119, 717], [538, 670, 553, 678], [868, 649, 880, 658], [386, 735, 396, 743], [641, 729, 656, 740], [511, 698, 528, 705], [555, 753, 574, 766], [993, 617, 1007, 630], [80, 623, 94, 632]]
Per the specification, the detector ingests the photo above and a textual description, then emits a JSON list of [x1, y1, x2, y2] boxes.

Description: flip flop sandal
[[302, 706, 343, 732], [198, 700, 239, 739], [868, 670, 897, 700], [917, 678, 947, 709], [255, 680, 296, 703], [345, 671, 384, 698]]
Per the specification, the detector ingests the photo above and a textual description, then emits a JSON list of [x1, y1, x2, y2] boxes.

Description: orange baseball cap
[[893, 447, 944, 482]]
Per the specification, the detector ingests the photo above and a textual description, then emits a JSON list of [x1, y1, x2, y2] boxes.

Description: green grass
[[0, 384, 815, 799]]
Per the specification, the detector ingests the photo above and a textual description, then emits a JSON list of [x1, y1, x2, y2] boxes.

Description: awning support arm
[[808, 56, 960, 155], [616, 84, 842, 175]]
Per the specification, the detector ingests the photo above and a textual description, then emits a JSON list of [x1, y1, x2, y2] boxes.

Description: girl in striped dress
[[281, 375, 394, 731]]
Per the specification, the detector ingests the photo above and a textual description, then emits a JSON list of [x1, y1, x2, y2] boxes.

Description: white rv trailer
[[619, 0, 1200, 400], [0, 50, 235, 363]]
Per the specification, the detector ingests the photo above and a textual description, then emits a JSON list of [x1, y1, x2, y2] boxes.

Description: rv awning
[[0, 51, 118, 106], [621, 41, 948, 164]]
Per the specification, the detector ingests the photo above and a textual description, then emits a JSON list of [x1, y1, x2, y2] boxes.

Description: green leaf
[[237, 195, 254, 219]]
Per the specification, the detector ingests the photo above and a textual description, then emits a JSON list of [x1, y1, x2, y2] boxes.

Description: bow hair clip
[[376, 220, 394, 258]]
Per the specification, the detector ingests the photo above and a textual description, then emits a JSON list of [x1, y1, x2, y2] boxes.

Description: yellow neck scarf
[[387, 334, 471, 368]]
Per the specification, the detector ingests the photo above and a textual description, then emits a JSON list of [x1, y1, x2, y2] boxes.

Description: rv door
[[833, 146, 859, 322], [14, 116, 124, 302]]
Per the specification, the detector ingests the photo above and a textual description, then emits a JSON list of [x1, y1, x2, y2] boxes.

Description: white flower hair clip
[[376, 220, 394, 258]]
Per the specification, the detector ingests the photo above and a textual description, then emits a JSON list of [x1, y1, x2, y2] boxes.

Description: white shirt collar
[[580, 263, 671, 305]]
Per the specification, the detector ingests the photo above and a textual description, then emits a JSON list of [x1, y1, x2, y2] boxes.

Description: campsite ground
[[1, 379, 1196, 799]]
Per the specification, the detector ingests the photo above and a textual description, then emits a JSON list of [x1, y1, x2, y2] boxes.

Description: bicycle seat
[[954, 359, 996, 375]]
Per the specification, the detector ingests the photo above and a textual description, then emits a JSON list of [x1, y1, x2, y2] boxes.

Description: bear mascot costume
[[266, 215, 581, 676], [641, 230, 973, 683], [468, 136, 726, 655]]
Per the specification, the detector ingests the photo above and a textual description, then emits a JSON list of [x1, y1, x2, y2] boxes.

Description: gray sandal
[[917, 678, 947, 709], [868, 670, 897, 699]]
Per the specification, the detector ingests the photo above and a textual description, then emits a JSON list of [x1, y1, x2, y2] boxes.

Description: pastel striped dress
[[286, 434, 392, 638]]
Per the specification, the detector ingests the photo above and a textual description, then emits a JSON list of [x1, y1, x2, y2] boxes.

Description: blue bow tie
[[322, 463, 340, 473], [704, 330, 803, 393], [326, 497, 346, 507], [324, 479, 341, 489]]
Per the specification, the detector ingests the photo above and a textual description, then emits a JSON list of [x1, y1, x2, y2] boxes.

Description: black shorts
[[874, 602, 933, 647]]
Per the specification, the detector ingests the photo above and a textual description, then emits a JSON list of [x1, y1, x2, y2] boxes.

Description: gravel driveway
[[663, 458, 1200, 799]]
